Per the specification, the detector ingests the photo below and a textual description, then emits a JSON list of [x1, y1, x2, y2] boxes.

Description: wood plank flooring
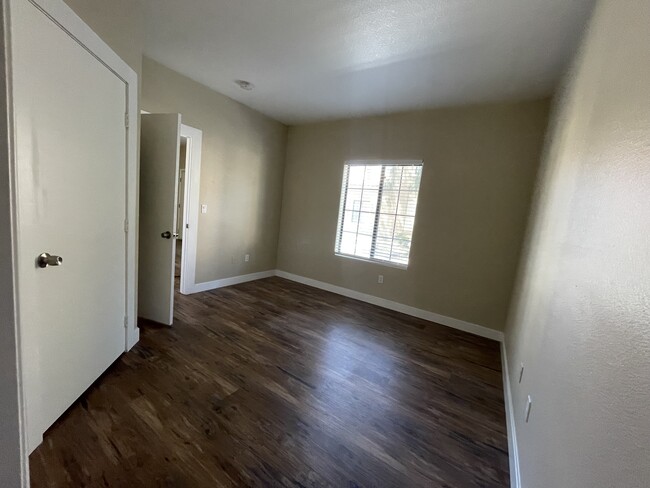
[[29, 277, 509, 487]]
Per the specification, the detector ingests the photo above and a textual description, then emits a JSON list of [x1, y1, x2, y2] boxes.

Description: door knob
[[161, 231, 172, 239], [37, 253, 63, 268]]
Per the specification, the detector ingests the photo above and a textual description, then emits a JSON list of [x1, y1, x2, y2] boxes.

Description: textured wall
[[63, 0, 143, 76], [62, 3, 288, 285], [505, 0, 650, 486], [278, 100, 550, 331]]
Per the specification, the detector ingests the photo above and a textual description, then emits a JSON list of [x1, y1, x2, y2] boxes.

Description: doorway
[[177, 124, 203, 296], [138, 115, 202, 326], [175, 138, 187, 288]]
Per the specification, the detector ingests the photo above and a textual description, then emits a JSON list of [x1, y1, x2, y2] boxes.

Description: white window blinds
[[335, 161, 423, 267]]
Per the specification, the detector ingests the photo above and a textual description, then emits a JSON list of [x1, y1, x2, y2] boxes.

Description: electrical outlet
[[378, 275, 384, 284], [245, 254, 250, 262], [201, 204, 208, 214], [525, 395, 533, 423], [519, 363, 525, 383]]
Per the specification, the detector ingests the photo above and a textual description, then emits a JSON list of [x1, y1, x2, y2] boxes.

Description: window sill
[[335, 253, 408, 270]]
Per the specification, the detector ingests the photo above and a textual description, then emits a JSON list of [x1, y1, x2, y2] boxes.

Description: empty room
[[1, 0, 649, 487]]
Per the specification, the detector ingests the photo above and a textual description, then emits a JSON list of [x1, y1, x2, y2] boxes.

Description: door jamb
[[179, 123, 203, 295], [1, 1, 27, 485]]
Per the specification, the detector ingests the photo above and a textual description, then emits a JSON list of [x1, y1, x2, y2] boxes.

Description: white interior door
[[139, 114, 181, 325], [11, 0, 129, 452]]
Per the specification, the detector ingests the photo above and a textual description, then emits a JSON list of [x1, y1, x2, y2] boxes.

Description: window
[[335, 161, 423, 267]]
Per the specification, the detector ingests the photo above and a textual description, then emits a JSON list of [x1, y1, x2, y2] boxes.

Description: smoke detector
[[234, 79, 254, 91]]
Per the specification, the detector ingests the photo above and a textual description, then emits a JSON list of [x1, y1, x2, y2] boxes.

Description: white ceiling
[[141, 0, 596, 125]]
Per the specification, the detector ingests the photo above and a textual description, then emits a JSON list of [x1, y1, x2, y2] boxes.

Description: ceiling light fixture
[[234, 79, 254, 91]]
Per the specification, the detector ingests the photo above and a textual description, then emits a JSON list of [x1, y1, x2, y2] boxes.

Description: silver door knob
[[161, 231, 172, 239], [37, 253, 63, 268]]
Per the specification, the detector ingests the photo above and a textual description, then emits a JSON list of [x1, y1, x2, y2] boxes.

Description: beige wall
[[61, 4, 287, 284], [278, 100, 550, 331], [63, 0, 143, 76], [505, 0, 650, 486], [142, 58, 287, 283]]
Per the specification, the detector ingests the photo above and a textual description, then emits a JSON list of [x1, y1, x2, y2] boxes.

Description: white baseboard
[[189, 270, 276, 293], [275, 270, 504, 342], [501, 341, 521, 488], [187, 268, 517, 480], [126, 326, 140, 351], [187, 268, 503, 342]]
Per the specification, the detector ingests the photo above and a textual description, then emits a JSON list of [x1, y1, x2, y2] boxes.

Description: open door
[[139, 114, 181, 325]]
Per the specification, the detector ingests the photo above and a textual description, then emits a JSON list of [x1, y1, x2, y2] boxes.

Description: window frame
[[334, 160, 423, 269]]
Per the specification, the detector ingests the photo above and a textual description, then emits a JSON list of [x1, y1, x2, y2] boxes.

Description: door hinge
[[124, 316, 128, 328], [125, 113, 129, 128], [124, 219, 129, 233]]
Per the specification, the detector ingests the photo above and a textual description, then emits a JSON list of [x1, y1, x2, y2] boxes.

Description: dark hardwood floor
[[30, 277, 509, 487]]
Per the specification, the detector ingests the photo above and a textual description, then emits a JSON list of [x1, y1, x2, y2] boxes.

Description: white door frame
[[179, 123, 203, 295], [0, 2, 26, 486], [177, 168, 186, 237], [1, 0, 139, 483]]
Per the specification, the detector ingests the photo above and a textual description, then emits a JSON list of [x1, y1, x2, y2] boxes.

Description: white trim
[[335, 160, 424, 270], [187, 268, 504, 342], [0, 1, 28, 485], [501, 341, 521, 488], [189, 270, 277, 294], [167, 266, 519, 484], [4, 0, 139, 481], [122, 34, 139, 352], [176, 268, 519, 482], [178, 124, 202, 296], [334, 252, 408, 270], [275, 270, 504, 342], [346, 159, 424, 167], [273, 270, 518, 479]]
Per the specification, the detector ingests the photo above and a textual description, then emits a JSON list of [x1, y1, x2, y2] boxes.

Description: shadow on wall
[[503, 0, 650, 486]]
